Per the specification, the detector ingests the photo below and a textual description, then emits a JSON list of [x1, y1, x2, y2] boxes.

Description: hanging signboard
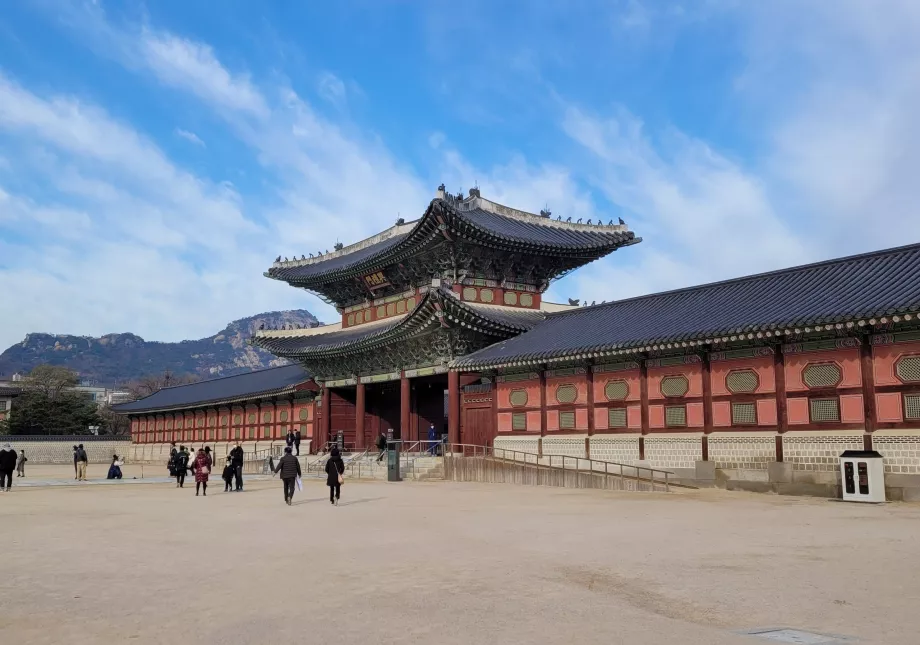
[[363, 271, 390, 290]]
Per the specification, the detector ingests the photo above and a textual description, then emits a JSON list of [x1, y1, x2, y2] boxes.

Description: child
[[16, 450, 27, 477], [222, 457, 234, 492]]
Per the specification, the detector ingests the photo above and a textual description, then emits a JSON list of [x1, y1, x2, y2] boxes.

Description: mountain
[[0, 310, 321, 385]]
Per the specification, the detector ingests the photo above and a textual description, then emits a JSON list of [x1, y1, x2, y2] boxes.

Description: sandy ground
[[1, 476, 917, 645]]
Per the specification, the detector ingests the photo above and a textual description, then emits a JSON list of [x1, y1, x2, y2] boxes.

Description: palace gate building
[[118, 186, 920, 498]]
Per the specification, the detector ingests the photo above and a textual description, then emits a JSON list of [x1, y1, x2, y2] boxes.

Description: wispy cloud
[[175, 128, 205, 147], [317, 71, 347, 106]]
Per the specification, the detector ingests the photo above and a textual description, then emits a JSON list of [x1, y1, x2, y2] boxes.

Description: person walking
[[72, 445, 79, 480], [16, 450, 27, 478], [204, 446, 213, 473], [427, 423, 438, 455], [0, 443, 16, 492], [175, 445, 190, 488], [376, 432, 387, 462], [230, 442, 244, 491], [75, 444, 89, 481], [273, 446, 302, 506], [293, 429, 302, 456], [325, 446, 345, 506], [285, 430, 295, 453], [191, 448, 210, 496]]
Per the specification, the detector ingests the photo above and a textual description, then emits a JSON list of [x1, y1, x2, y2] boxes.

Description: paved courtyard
[[1, 473, 917, 645]]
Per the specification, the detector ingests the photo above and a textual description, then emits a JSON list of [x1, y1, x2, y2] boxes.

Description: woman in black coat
[[324, 446, 345, 505]]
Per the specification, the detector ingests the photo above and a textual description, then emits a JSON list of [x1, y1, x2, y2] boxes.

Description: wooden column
[[539, 370, 548, 437], [774, 345, 787, 462], [701, 352, 712, 461], [586, 365, 595, 436], [321, 387, 331, 450], [400, 373, 411, 441], [860, 335, 877, 450], [355, 379, 366, 451], [448, 370, 461, 445], [639, 359, 649, 461]]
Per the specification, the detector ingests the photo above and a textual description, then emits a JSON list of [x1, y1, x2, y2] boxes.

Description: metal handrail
[[441, 442, 671, 492]]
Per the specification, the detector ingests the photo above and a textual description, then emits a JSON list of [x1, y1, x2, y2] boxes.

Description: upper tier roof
[[113, 364, 313, 414], [453, 242, 920, 370], [265, 189, 639, 287]]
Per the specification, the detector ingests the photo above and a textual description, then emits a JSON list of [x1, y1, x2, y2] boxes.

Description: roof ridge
[[450, 193, 632, 235], [551, 241, 920, 320]]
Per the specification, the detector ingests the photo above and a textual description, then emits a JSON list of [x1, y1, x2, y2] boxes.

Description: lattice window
[[896, 356, 920, 383], [280, 411, 289, 422], [904, 394, 920, 420], [726, 370, 759, 393], [509, 389, 529, 407], [605, 379, 629, 401], [248, 414, 256, 423], [299, 409, 309, 420], [220, 416, 228, 426], [386, 302, 396, 316], [262, 412, 272, 422], [504, 291, 518, 305], [264, 427, 271, 439], [197, 418, 204, 427], [731, 402, 757, 425], [660, 375, 689, 397], [165, 421, 172, 429], [665, 405, 687, 427], [396, 300, 406, 314], [559, 411, 576, 429], [463, 287, 477, 301], [376, 306, 386, 318], [175, 420, 182, 429], [512, 412, 527, 430], [234, 414, 242, 424], [809, 398, 840, 422], [520, 293, 534, 307], [608, 408, 627, 428], [480, 288, 494, 303], [803, 362, 842, 388], [555, 384, 578, 404]]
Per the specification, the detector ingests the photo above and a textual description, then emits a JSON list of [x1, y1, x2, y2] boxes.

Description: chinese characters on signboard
[[363, 271, 390, 290]]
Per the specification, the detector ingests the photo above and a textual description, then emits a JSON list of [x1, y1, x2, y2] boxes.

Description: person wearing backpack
[[325, 446, 345, 506], [175, 446, 190, 488]]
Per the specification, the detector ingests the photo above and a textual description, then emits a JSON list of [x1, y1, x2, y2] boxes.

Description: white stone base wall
[[2, 439, 132, 464], [708, 433, 775, 471], [588, 435, 640, 465], [541, 435, 588, 459], [872, 431, 920, 475], [644, 434, 703, 470], [125, 441, 286, 464], [493, 436, 540, 463], [781, 432, 863, 472]]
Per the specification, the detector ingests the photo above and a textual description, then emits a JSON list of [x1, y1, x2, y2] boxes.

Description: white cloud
[[317, 71, 347, 106], [140, 31, 269, 118], [175, 128, 205, 146]]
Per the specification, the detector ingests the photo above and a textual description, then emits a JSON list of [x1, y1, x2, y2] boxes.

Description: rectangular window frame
[[903, 393, 920, 420], [808, 397, 841, 423], [607, 407, 627, 428], [730, 401, 758, 426], [511, 412, 527, 431], [664, 405, 687, 428], [559, 410, 576, 429]]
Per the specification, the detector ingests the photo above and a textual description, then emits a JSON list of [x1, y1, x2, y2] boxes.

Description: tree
[[97, 404, 131, 436], [4, 365, 102, 435], [125, 369, 199, 401]]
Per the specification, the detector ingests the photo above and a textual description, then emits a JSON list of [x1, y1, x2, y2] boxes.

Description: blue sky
[[1, 1, 919, 351]]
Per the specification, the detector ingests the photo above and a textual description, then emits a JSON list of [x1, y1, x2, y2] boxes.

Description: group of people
[[73, 444, 88, 480], [0, 443, 27, 491], [284, 429, 303, 456], [167, 443, 220, 496], [272, 444, 344, 505]]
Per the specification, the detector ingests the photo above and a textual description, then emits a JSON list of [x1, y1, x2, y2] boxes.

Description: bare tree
[[124, 370, 199, 401]]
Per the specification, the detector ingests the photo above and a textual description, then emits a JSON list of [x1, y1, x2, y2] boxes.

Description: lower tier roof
[[453, 242, 920, 370], [113, 364, 313, 414]]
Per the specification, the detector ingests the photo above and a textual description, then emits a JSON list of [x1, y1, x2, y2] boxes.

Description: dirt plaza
[[1, 474, 917, 645]]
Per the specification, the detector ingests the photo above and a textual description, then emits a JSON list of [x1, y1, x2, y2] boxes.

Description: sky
[[1, 1, 919, 351]]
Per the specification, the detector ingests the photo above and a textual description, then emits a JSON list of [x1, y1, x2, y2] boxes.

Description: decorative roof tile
[[454, 243, 920, 369]]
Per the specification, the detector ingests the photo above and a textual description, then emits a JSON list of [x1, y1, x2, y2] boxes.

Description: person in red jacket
[[190, 448, 210, 496]]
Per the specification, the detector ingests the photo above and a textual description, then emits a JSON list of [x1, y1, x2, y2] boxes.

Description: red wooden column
[[585, 365, 595, 459], [355, 379, 366, 451], [448, 370, 461, 446], [860, 336, 877, 450], [701, 352, 713, 461], [400, 373, 411, 441], [774, 345, 787, 462], [639, 359, 649, 461], [321, 387, 331, 450]]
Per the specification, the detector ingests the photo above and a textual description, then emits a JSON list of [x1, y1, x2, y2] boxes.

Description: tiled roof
[[113, 364, 312, 414], [454, 243, 920, 369], [266, 194, 638, 284], [252, 288, 544, 358]]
